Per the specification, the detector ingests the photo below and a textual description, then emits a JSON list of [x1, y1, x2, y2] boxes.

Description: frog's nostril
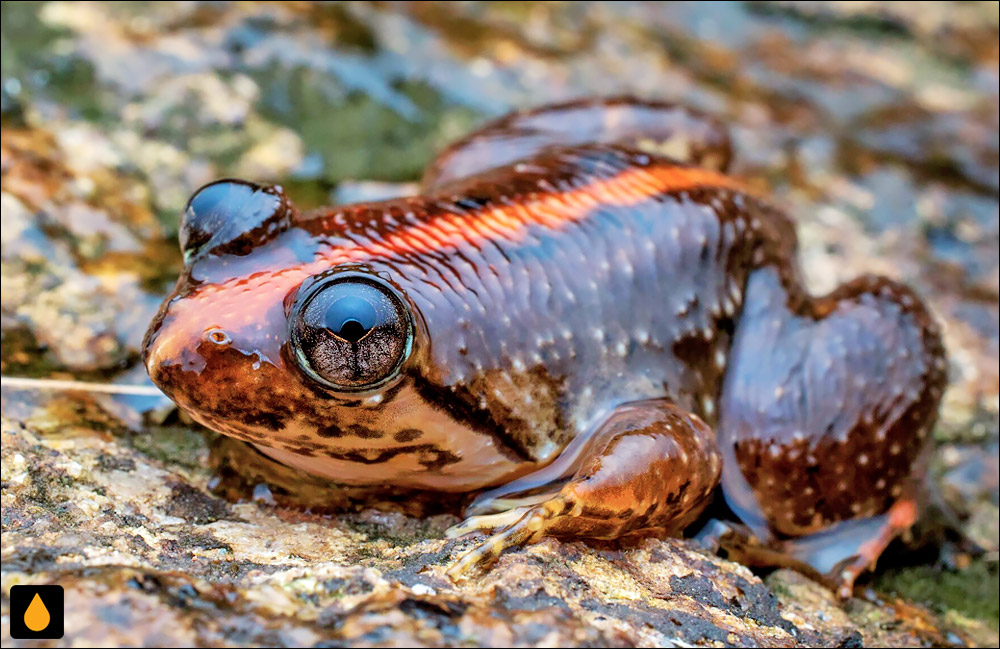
[[204, 328, 232, 346]]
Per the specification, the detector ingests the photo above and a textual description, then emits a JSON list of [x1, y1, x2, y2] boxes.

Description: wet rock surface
[[2, 2, 997, 646]]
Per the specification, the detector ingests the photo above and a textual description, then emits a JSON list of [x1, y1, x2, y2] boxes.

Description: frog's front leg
[[446, 399, 721, 578]]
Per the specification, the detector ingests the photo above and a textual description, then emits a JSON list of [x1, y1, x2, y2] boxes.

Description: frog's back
[[305, 145, 795, 461]]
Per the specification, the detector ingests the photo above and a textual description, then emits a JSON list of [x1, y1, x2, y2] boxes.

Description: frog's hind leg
[[446, 399, 722, 578], [715, 266, 946, 596], [422, 96, 733, 189]]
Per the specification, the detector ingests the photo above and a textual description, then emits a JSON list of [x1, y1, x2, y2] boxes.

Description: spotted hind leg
[[446, 399, 722, 578], [714, 266, 945, 596]]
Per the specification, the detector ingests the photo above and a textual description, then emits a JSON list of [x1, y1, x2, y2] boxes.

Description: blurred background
[[1, 2, 997, 647]]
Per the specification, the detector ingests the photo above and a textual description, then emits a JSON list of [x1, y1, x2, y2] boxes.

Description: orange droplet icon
[[24, 592, 51, 632]]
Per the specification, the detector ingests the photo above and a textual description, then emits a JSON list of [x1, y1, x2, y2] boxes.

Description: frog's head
[[143, 180, 520, 489], [145, 176, 418, 407]]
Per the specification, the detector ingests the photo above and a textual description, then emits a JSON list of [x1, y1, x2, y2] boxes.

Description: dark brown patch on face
[[319, 443, 462, 469], [394, 428, 423, 442], [316, 426, 345, 438], [416, 447, 462, 471], [314, 423, 384, 439], [408, 371, 534, 462]]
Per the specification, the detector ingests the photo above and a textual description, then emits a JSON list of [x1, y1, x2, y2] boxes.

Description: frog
[[143, 97, 947, 596]]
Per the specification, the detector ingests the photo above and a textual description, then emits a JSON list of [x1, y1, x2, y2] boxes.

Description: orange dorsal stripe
[[180, 164, 753, 325]]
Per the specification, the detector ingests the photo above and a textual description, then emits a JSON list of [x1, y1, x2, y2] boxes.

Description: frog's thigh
[[715, 267, 944, 596], [422, 97, 733, 189], [446, 399, 722, 578]]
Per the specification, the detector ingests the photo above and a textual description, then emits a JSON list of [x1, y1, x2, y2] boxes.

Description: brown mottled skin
[[144, 97, 946, 594]]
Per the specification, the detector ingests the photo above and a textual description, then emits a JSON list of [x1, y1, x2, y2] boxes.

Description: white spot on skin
[[857, 453, 869, 466]]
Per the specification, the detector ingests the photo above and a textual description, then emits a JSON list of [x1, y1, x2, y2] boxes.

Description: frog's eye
[[180, 179, 293, 259], [290, 273, 413, 391]]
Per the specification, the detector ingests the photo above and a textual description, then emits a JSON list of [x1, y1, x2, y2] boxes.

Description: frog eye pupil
[[326, 296, 376, 342]]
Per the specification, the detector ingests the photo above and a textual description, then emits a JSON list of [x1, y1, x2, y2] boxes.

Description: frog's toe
[[445, 505, 536, 539], [446, 497, 569, 579]]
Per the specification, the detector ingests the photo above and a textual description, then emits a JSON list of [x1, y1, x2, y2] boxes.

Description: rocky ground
[[2, 2, 998, 646]]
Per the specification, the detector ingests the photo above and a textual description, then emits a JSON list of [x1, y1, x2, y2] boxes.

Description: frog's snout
[[143, 313, 210, 399]]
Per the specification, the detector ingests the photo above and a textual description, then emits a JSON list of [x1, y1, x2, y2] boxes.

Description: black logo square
[[9, 584, 64, 639]]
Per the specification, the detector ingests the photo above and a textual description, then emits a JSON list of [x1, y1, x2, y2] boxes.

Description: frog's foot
[[784, 496, 919, 599], [445, 505, 537, 540], [446, 497, 573, 578], [697, 498, 919, 599], [695, 518, 829, 582], [446, 399, 722, 580]]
